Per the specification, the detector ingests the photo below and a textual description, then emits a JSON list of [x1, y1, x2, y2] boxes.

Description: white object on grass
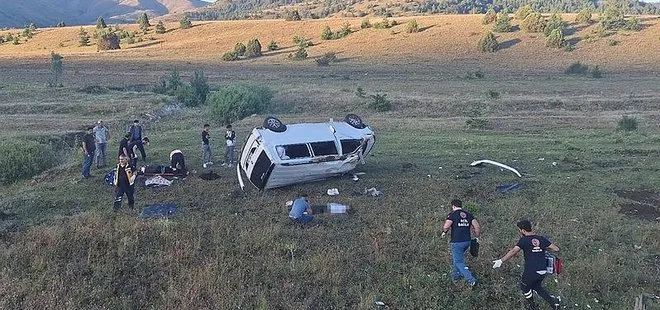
[[327, 203, 348, 214], [470, 159, 522, 178], [492, 259, 503, 269], [327, 188, 339, 196]]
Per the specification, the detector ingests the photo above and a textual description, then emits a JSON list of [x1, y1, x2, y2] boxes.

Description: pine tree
[[478, 32, 498, 52], [493, 12, 512, 32], [234, 43, 246, 56], [245, 38, 262, 58], [180, 16, 192, 29], [137, 13, 150, 33], [321, 26, 333, 40], [96, 17, 107, 29], [79, 27, 90, 46], [156, 21, 166, 34]]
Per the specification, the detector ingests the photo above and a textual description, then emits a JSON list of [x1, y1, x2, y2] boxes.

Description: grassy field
[[0, 14, 659, 310]]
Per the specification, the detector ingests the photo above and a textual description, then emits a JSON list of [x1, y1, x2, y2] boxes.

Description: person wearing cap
[[128, 119, 146, 161], [492, 220, 561, 310], [223, 124, 236, 167], [93, 120, 109, 168], [81, 126, 96, 179], [441, 199, 481, 287]]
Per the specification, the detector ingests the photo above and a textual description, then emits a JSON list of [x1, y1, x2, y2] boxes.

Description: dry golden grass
[[1, 14, 659, 71]]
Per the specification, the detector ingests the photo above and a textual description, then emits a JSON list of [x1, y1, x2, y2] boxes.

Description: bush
[[292, 36, 312, 47], [190, 70, 210, 106], [466, 118, 489, 129], [588, 66, 602, 78], [617, 116, 638, 131], [234, 43, 246, 56], [288, 45, 308, 60], [335, 23, 351, 38], [373, 18, 391, 29], [78, 27, 90, 46], [96, 17, 107, 29], [493, 12, 512, 32], [156, 21, 166, 34], [222, 51, 238, 61], [478, 32, 498, 52], [465, 69, 485, 79], [487, 89, 500, 99], [180, 16, 193, 29], [544, 14, 565, 37], [546, 28, 564, 48], [564, 62, 589, 74], [514, 5, 533, 20], [321, 26, 333, 40], [173, 84, 196, 107], [575, 9, 592, 25], [267, 40, 279, 51], [0, 139, 58, 185], [315, 52, 337, 66], [483, 9, 497, 25], [406, 20, 419, 33], [245, 38, 262, 58], [356, 86, 366, 98], [208, 84, 273, 123], [600, 5, 625, 30], [361, 19, 372, 29], [285, 10, 302, 21], [48, 52, 64, 87], [97, 31, 120, 50], [521, 13, 545, 33], [369, 93, 392, 112], [607, 38, 619, 46], [623, 17, 641, 31]]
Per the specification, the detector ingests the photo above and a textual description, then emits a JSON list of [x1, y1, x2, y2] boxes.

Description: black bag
[[469, 238, 480, 257]]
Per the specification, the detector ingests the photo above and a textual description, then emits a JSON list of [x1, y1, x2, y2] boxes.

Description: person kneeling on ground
[[170, 149, 188, 175], [288, 194, 314, 223], [114, 155, 136, 212]]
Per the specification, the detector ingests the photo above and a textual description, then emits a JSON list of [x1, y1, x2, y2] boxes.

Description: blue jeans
[[82, 153, 94, 177], [450, 241, 476, 284], [96, 143, 107, 167], [290, 214, 314, 223], [225, 145, 235, 165]]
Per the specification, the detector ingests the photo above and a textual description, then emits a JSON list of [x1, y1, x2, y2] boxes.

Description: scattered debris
[[327, 188, 340, 196], [538, 158, 545, 161], [552, 162, 558, 166], [145, 175, 173, 187], [364, 187, 383, 197], [497, 183, 521, 193], [634, 245, 642, 250], [470, 159, 522, 178], [139, 203, 178, 219], [352, 174, 359, 181]]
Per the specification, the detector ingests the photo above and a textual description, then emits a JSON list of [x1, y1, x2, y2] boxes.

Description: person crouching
[[170, 149, 187, 175], [114, 155, 136, 212]]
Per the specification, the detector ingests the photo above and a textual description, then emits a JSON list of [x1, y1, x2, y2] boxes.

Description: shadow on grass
[[418, 24, 436, 32], [128, 40, 163, 49], [499, 38, 521, 50]]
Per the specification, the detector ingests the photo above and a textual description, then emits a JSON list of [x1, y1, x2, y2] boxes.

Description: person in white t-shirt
[[223, 124, 236, 167]]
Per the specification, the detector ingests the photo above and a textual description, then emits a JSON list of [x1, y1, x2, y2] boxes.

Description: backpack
[[545, 253, 564, 274]]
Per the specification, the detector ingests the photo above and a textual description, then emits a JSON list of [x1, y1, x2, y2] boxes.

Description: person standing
[[492, 220, 561, 310], [288, 194, 314, 223], [441, 199, 481, 287], [113, 155, 136, 211], [118, 133, 131, 160], [129, 119, 146, 161], [93, 120, 109, 168], [223, 124, 236, 167], [81, 126, 96, 179], [202, 123, 213, 168]]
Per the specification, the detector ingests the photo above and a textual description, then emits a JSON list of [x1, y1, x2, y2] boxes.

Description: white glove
[[441, 231, 446, 238], [492, 259, 503, 269]]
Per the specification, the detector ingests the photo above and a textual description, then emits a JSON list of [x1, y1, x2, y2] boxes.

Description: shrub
[[617, 116, 638, 131], [623, 17, 641, 31], [483, 9, 497, 25], [222, 51, 238, 61], [78, 27, 90, 46], [173, 84, 196, 107], [514, 5, 533, 20], [466, 118, 489, 129], [373, 18, 391, 29], [208, 84, 273, 123], [487, 89, 500, 99], [288, 45, 308, 60], [56, 22, 66, 27], [137, 13, 151, 27], [97, 31, 120, 50], [546, 28, 564, 48], [361, 19, 372, 29], [180, 16, 193, 29], [521, 13, 545, 33], [0, 139, 58, 185], [356, 86, 366, 98], [285, 10, 302, 21], [563, 43, 574, 52], [493, 12, 512, 32], [315, 52, 337, 66], [48, 52, 64, 87], [167, 70, 183, 90], [544, 14, 564, 37], [335, 23, 351, 38], [369, 93, 392, 112], [96, 17, 107, 29], [292, 36, 312, 47], [588, 66, 602, 78], [22, 27, 34, 39], [267, 40, 279, 51], [156, 21, 166, 34], [245, 38, 262, 58], [406, 20, 419, 33], [190, 70, 210, 106], [465, 69, 485, 79], [564, 62, 589, 74], [607, 38, 619, 46], [478, 32, 498, 52], [234, 42, 246, 56], [575, 9, 592, 25], [321, 26, 333, 40], [12, 36, 19, 45], [601, 5, 625, 30]]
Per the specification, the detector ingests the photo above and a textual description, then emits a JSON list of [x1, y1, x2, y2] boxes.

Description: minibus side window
[[310, 141, 338, 156], [282, 144, 311, 159]]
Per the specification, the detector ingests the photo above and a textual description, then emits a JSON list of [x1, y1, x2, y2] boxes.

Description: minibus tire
[[264, 116, 287, 132], [344, 114, 366, 129]]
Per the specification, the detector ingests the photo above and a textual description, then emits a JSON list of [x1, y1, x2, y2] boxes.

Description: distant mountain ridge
[[0, 0, 209, 28]]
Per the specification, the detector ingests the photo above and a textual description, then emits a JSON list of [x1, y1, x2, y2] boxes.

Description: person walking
[[202, 123, 213, 168], [492, 220, 561, 310], [93, 120, 109, 168], [441, 199, 481, 287], [288, 194, 314, 223], [81, 126, 96, 179], [223, 124, 236, 167], [129, 119, 146, 161], [113, 155, 136, 212]]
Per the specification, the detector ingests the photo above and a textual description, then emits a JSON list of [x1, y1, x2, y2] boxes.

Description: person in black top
[[129, 119, 146, 161], [113, 155, 136, 211], [118, 133, 132, 159], [492, 220, 561, 310], [170, 149, 187, 175], [202, 124, 213, 168], [442, 199, 481, 286], [81, 126, 96, 179]]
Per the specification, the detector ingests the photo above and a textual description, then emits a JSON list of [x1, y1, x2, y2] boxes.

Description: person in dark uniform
[[128, 119, 146, 161], [442, 199, 481, 286], [492, 220, 561, 310], [113, 155, 136, 212], [118, 133, 132, 159], [81, 126, 96, 179]]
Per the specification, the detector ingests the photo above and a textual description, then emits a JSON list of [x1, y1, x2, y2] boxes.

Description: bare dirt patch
[[616, 190, 660, 221]]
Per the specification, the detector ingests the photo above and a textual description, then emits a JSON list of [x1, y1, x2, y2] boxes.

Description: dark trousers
[[114, 185, 135, 211], [133, 141, 146, 160], [520, 272, 556, 308]]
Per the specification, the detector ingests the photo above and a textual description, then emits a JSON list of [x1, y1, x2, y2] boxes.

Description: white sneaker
[[203, 163, 207, 168]]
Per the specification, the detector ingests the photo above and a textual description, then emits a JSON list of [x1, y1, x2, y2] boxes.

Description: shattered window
[[283, 144, 311, 159], [310, 141, 338, 156], [340, 139, 362, 154]]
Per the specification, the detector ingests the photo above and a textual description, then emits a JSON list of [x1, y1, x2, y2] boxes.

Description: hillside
[[1, 14, 660, 73], [0, 0, 209, 28]]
